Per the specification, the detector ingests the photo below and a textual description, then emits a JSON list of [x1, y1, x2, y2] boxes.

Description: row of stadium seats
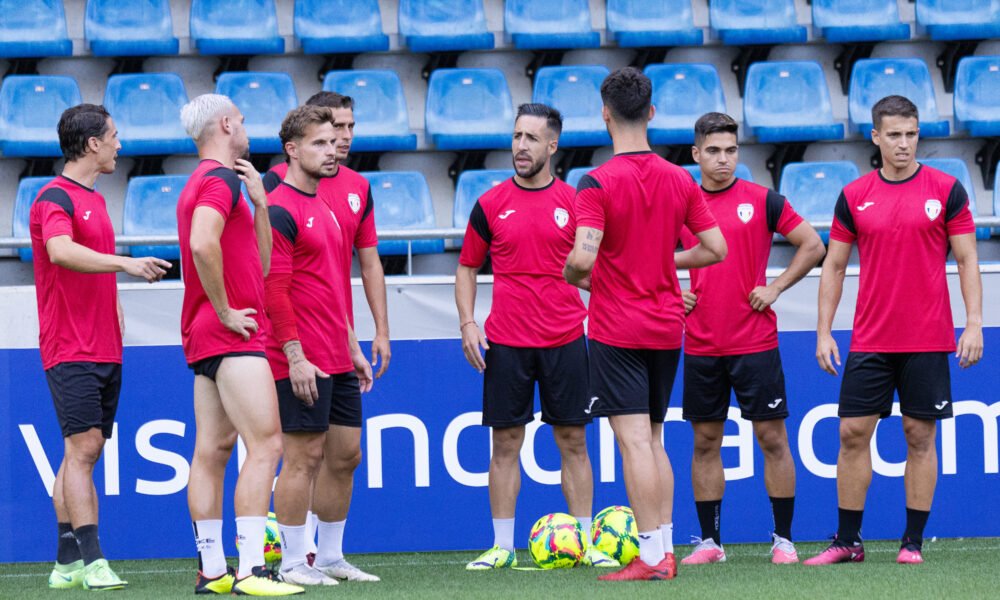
[[2, 56, 1000, 158], [11, 157, 995, 263], [4, 0, 998, 60]]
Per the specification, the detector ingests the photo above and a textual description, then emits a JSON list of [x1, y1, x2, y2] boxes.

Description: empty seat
[[104, 73, 195, 155], [744, 61, 844, 143], [322, 70, 417, 152], [454, 169, 514, 229], [993, 167, 1000, 236], [606, 0, 703, 47], [398, 0, 494, 53], [190, 0, 284, 55], [779, 161, 859, 241], [0, 0, 72, 58], [425, 68, 514, 150], [848, 58, 949, 138], [812, 0, 910, 43], [505, 0, 600, 50], [0, 75, 82, 157], [646, 63, 726, 146], [533, 66, 611, 148], [215, 72, 297, 154], [915, 0, 1000, 41], [565, 167, 593, 189], [954, 56, 1000, 137], [123, 175, 187, 260], [362, 171, 444, 255], [12, 176, 51, 261], [710, 0, 808, 45], [921, 158, 989, 240], [683, 163, 754, 184], [85, 0, 179, 57], [295, 0, 389, 54]]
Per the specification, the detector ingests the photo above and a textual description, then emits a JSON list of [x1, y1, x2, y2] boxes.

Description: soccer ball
[[528, 513, 586, 569], [590, 505, 639, 565], [235, 512, 282, 566]]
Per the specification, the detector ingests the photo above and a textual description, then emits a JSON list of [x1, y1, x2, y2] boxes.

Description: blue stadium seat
[[189, 0, 284, 55], [322, 70, 417, 152], [12, 176, 51, 262], [812, 0, 910, 43], [915, 0, 1000, 41], [215, 72, 297, 154], [453, 169, 513, 229], [744, 62, 844, 143], [848, 58, 949, 138], [0, 0, 72, 58], [0, 76, 82, 157], [123, 175, 187, 260], [295, 0, 389, 54], [104, 73, 195, 156], [683, 163, 754, 185], [398, 0, 494, 53], [565, 167, 593, 190], [363, 171, 444, 255], [425, 68, 514, 150], [954, 56, 1000, 137], [532, 66, 611, 148], [85, 0, 179, 57], [646, 63, 725, 146], [606, 0, 703, 47], [710, 0, 808, 45], [778, 161, 859, 242], [921, 158, 989, 240], [994, 167, 1000, 237], [505, 0, 601, 50]]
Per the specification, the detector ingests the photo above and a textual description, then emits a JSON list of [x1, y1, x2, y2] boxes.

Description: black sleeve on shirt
[[765, 189, 787, 234], [261, 169, 282, 194], [576, 174, 602, 192], [36, 188, 74, 217], [469, 201, 491, 244], [268, 205, 298, 245], [362, 186, 374, 221], [945, 180, 970, 222], [206, 167, 242, 209], [833, 191, 856, 235]]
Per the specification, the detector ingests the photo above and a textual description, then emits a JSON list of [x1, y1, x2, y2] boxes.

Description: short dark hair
[[872, 95, 919, 130], [58, 104, 111, 162], [600, 67, 652, 123], [694, 112, 739, 146], [305, 91, 354, 110], [279, 105, 334, 157], [515, 103, 562, 136]]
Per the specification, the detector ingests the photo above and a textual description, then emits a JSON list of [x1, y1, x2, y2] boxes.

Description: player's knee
[[839, 422, 872, 450], [66, 440, 103, 466], [692, 427, 723, 456], [553, 427, 587, 455], [903, 422, 936, 456], [492, 427, 525, 457], [754, 425, 789, 456]]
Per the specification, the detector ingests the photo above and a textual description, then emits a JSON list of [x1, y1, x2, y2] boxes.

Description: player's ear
[[870, 128, 879, 147], [284, 140, 297, 161], [601, 105, 610, 124], [691, 145, 701, 164], [647, 104, 656, 122]]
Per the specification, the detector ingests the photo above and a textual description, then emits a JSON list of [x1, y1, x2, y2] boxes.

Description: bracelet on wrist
[[460, 320, 477, 330]]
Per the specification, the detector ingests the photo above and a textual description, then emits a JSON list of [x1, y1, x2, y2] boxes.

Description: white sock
[[305, 512, 319, 555], [492, 518, 515, 552], [193, 519, 226, 578], [575, 516, 593, 542], [315, 519, 346, 566], [638, 530, 665, 566], [660, 523, 674, 554], [277, 523, 307, 571], [235, 516, 267, 579]]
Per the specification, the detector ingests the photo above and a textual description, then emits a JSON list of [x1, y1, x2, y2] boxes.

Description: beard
[[513, 153, 546, 179], [238, 147, 251, 162]]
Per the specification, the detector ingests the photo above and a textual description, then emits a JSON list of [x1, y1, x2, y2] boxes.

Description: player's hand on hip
[[219, 307, 259, 341], [289, 357, 329, 405], [125, 256, 172, 282], [573, 274, 592, 292], [748, 285, 779, 311], [682, 290, 698, 314], [371, 334, 391, 379], [956, 325, 983, 368], [461, 324, 489, 373], [352, 348, 374, 393], [816, 332, 841, 375], [234, 159, 266, 208]]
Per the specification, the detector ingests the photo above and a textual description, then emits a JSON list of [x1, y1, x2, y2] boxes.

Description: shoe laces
[[771, 534, 795, 554], [688, 536, 720, 551]]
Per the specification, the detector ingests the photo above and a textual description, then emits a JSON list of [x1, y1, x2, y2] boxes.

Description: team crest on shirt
[[553, 207, 569, 229], [737, 203, 754, 223], [925, 199, 942, 221], [347, 193, 361, 214]]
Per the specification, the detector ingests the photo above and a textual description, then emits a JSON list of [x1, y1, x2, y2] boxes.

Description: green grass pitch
[[2, 538, 998, 599]]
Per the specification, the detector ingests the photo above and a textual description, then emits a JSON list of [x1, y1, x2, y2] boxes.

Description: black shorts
[[482, 335, 591, 427], [588, 340, 680, 422], [839, 352, 953, 420], [683, 348, 789, 422], [46, 362, 122, 438], [277, 371, 363, 431], [189, 351, 267, 382]]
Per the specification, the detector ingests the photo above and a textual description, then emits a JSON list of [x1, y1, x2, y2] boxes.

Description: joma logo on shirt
[[306, 217, 314, 228], [83, 211, 92, 221]]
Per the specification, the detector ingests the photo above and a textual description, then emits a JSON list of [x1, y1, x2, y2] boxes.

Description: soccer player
[[806, 95, 983, 566], [33, 104, 170, 591], [266, 105, 375, 586], [177, 94, 303, 596], [457, 103, 613, 570], [679, 113, 825, 566], [564, 67, 727, 581]]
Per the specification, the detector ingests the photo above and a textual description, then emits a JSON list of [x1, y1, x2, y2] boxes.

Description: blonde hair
[[180, 94, 236, 142]]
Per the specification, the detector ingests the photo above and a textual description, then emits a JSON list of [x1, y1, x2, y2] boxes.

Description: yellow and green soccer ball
[[590, 505, 639, 565], [528, 513, 586, 569], [235, 511, 282, 566]]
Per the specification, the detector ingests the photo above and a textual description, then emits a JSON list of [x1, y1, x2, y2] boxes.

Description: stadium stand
[[709, 0, 807, 46], [322, 70, 417, 153], [744, 61, 844, 144], [646, 63, 726, 146], [11, 176, 51, 262], [914, 0, 1000, 41], [605, 0, 703, 48], [189, 0, 284, 56], [364, 171, 444, 256], [504, 0, 601, 50], [532, 66, 611, 148], [453, 169, 514, 230], [122, 175, 186, 260], [0, 0, 72, 59], [215, 72, 297, 154], [778, 161, 859, 242], [425, 68, 514, 150], [398, 0, 494, 53], [848, 58, 950, 138], [811, 0, 910, 43], [954, 55, 1000, 138], [85, 0, 180, 57], [565, 167, 592, 190], [921, 157, 990, 240], [104, 73, 195, 156], [0, 75, 81, 157], [295, 0, 389, 55], [684, 163, 755, 185]]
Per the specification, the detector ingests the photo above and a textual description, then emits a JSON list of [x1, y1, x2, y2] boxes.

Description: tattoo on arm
[[582, 243, 599, 253]]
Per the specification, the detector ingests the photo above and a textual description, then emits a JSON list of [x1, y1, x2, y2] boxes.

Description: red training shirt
[[29, 176, 122, 369], [830, 164, 975, 353]]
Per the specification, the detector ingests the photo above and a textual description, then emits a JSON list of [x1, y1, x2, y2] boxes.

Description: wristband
[[460, 320, 477, 330]]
